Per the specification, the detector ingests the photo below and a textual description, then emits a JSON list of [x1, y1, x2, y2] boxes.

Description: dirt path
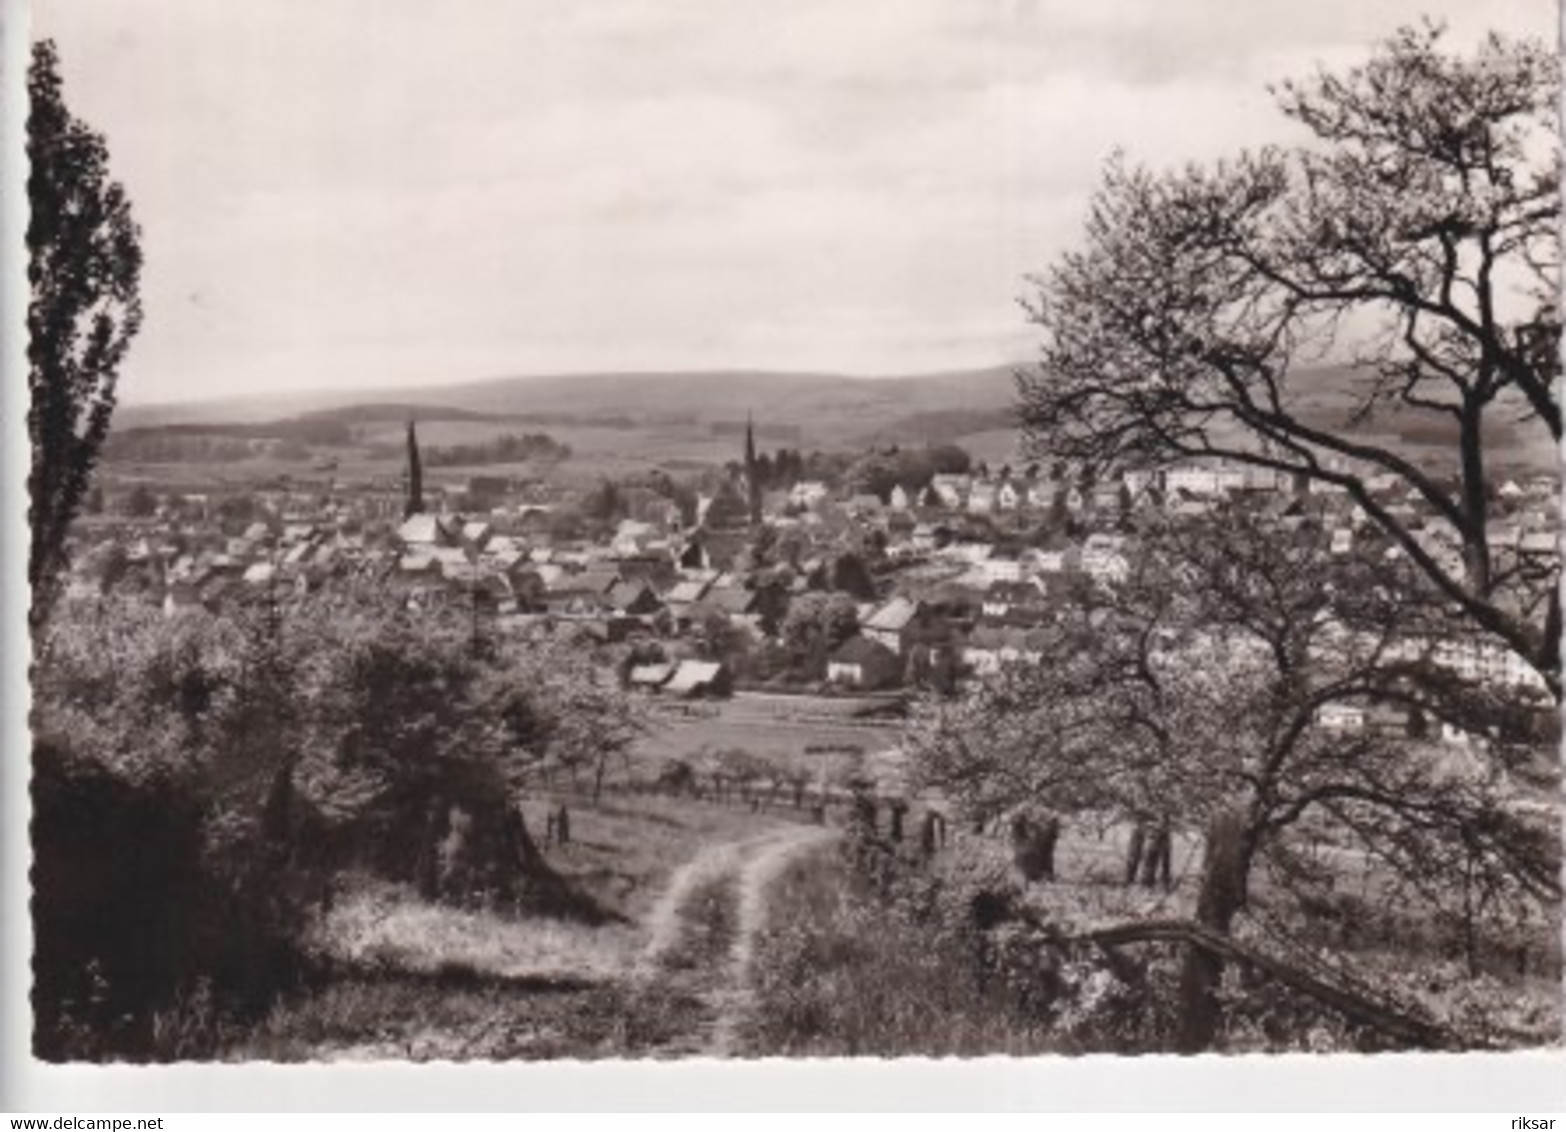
[[707, 823, 836, 1055], [636, 821, 837, 1056]]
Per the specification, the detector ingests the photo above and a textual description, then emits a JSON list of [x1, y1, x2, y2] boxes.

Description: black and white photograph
[[14, 0, 1563, 1072]]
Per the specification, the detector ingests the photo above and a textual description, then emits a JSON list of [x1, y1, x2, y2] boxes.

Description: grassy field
[[742, 819, 1563, 1057], [228, 792, 811, 1061], [164, 774, 1557, 1060], [631, 692, 907, 790], [742, 841, 1064, 1056]]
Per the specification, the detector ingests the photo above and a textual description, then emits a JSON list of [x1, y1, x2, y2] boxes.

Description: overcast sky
[[36, 0, 1555, 405]]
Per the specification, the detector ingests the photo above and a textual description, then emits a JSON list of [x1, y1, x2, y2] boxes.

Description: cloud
[[35, 0, 1557, 403]]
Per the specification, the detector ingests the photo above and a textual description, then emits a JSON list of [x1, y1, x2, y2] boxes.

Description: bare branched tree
[[1016, 23, 1560, 697]]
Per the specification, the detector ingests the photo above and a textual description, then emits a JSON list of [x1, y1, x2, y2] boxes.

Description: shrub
[[31, 587, 633, 1058]]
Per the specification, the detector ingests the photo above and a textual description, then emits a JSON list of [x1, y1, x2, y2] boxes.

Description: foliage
[[27, 40, 144, 626], [31, 585, 642, 1057], [31, 599, 298, 1059], [121, 483, 156, 517], [846, 444, 973, 502], [703, 476, 752, 530], [828, 552, 877, 601], [780, 592, 860, 680], [743, 845, 1060, 1056], [578, 478, 626, 524]]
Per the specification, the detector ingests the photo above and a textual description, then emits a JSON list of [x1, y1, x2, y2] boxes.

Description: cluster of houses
[[69, 453, 1558, 707]]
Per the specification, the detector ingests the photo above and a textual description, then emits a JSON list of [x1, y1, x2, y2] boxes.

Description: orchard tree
[[28, 40, 144, 626], [1017, 23, 1560, 697], [911, 511, 1559, 1050]]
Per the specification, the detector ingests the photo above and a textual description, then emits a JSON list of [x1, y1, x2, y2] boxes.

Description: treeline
[[844, 444, 973, 501], [423, 432, 572, 467], [103, 418, 354, 463], [721, 444, 968, 495]]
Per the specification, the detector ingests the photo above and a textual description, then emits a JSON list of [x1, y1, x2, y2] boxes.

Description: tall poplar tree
[[27, 39, 144, 626]]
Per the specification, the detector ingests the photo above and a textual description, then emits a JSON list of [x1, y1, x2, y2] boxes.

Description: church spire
[[744, 411, 762, 526], [405, 419, 425, 518]]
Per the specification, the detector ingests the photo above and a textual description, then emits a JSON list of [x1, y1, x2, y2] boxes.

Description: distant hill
[[290, 402, 503, 425], [114, 366, 1024, 447], [108, 363, 1557, 476]]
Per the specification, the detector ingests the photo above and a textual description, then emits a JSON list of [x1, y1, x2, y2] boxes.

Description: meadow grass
[[741, 843, 1062, 1057]]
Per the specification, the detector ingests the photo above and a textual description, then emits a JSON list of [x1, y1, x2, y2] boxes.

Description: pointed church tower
[[405, 420, 425, 518], [744, 411, 762, 526]]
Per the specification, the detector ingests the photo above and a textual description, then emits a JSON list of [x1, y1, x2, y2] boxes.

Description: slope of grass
[[741, 843, 1062, 1057]]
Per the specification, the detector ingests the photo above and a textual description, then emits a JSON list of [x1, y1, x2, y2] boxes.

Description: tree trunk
[[1177, 809, 1249, 1053], [1124, 821, 1146, 886], [416, 801, 446, 901]]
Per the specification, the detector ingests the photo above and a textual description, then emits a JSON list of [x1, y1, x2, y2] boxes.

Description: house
[[679, 529, 749, 572], [1123, 468, 1161, 497], [609, 579, 663, 617], [788, 481, 830, 509], [963, 626, 1046, 676], [460, 520, 493, 552], [704, 584, 762, 626], [282, 540, 319, 568], [1317, 702, 1366, 732], [163, 579, 206, 616], [826, 635, 902, 690], [615, 555, 680, 589], [1518, 531, 1556, 558], [1439, 721, 1493, 753], [1165, 460, 1247, 497], [664, 659, 732, 698], [889, 485, 912, 512], [242, 562, 278, 587], [397, 514, 444, 547], [1026, 481, 1059, 510], [975, 549, 1024, 585], [575, 565, 625, 596], [1032, 545, 1081, 575], [863, 596, 922, 654], [627, 663, 675, 692], [967, 483, 997, 514], [662, 576, 714, 629], [397, 551, 443, 581], [1091, 484, 1123, 513], [549, 590, 617, 618], [664, 577, 713, 607], [981, 580, 1046, 621], [1366, 704, 1413, 738], [995, 481, 1022, 511], [929, 474, 971, 509]]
